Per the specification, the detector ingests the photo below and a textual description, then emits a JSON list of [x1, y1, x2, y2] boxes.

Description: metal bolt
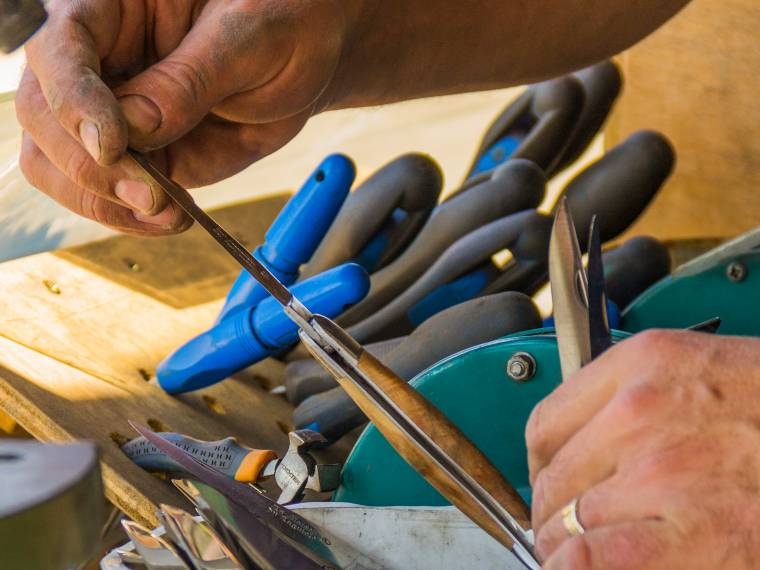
[[726, 261, 748, 283], [506, 352, 537, 383]]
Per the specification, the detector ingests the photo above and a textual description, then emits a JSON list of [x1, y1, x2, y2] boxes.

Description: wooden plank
[[0, 195, 288, 389], [0, 195, 356, 526], [57, 195, 289, 308], [0, 336, 296, 527], [606, 0, 760, 241]]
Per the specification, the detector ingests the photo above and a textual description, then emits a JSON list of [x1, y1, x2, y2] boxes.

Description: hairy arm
[[326, 0, 691, 108], [16, 0, 690, 235]]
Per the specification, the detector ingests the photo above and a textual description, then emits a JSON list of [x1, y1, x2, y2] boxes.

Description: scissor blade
[[586, 216, 612, 358], [549, 198, 591, 380], [121, 520, 190, 570], [128, 150, 314, 328]]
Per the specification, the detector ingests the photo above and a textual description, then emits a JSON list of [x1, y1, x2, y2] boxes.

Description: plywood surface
[[607, 0, 760, 241], [0, 195, 354, 527]]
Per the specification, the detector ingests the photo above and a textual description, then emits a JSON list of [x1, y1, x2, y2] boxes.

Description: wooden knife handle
[[316, 345, 531, 548]]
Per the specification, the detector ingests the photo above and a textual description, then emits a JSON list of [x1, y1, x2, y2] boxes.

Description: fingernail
[[79, 120, 101, 162], [135, 203, 176, 228], [115, 180, 155, 213], [119, 95, 162, 135]]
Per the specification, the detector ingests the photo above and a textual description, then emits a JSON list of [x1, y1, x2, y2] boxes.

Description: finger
[[20, 133, 190, 236], [530, 376, 680, 528], [526, 331, 668, 481], [24, 0, 127, 165], [16, 68, 169, 215], [110, 6, 261, 151], [543, 520, 680, 570], [162, 110, 311, 188], [535, 469, 671, 559]]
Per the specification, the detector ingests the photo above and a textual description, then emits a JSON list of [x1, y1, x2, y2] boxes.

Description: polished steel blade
[[549, 198, 591, 379], [121, 520, 190, 570], [129, 423, 365, 569], [128, 150, 315, 331], [172, 480, 256, 570], [586, 216, 612, 358], [159, 504, 244, 570]]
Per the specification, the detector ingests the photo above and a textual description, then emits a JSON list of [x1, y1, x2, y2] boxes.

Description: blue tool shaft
[[216, 154, 355, 323], [157, 263, 369, 394]]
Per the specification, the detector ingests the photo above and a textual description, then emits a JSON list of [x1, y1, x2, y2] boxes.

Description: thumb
[[114, 21, 239, 151]]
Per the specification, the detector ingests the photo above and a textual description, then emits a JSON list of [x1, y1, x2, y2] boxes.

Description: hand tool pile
[[103, 59, 749, 569]]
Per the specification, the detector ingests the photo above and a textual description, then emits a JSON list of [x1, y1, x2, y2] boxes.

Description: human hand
[[527, 330, 760, 569], [16, 0, 360, 234]]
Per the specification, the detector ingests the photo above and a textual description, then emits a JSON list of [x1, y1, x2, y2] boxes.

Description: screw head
[[506, 352, 537, 383], [726, 261, 748, 283]]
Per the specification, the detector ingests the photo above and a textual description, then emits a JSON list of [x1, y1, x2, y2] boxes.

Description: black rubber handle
[[480, 212, 554, 296], [347, 210, 542, 343], [285, 337, 403, 405], [484, 131, 674, 297], [301, 153, 443, 279], [553, 130, 676, 250], [603, 236, 672, 310], [337, 159, 546, 327], [463, 76, 585, 182], [551, 60, 623, 175], [293, 292, 542, 442]]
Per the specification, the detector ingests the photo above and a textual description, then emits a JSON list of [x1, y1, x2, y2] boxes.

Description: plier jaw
[[549, 198, 612, 381]]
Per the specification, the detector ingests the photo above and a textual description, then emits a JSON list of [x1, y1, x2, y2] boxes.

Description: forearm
[[325, 0, 691, 108]]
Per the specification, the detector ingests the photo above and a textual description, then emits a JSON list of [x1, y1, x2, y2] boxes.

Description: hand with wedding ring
[[526, 329, 760, 569]]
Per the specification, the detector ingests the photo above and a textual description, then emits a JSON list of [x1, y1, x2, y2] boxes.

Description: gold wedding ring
[[561, 497, 586, 537]]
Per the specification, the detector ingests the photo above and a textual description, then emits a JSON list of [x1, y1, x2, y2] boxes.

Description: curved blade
[[586, 216, 612, 358], [121, 520, 190, 570], [549, 198, 591, 380]]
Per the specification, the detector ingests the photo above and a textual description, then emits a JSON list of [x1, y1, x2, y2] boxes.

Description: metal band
[[561, 497, 586, 537]]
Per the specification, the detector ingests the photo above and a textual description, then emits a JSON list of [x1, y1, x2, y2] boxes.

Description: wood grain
[[307, 338, 531, 549], [0, 196, 355, 526], [607, 0, 760, 241]]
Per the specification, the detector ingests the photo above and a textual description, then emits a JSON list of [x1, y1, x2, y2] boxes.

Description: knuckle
[[612, 381, 664, 421], [15, 72, 46, 129], [627, 329, 684, 364], [62, 148, 95, 190], [530, 468, 548, 521], [531, 463, 567, 526], [535, 522, 564, 561], [597, 526, 666, 570], [557, 535, 593, 570], [153, 56, 211, 111], [77, 190, 120, 227], [632, 447, 689, 484], [19, 141, 41, 185]]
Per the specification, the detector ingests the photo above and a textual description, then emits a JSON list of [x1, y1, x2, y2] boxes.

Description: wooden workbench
[[0, 194, 362, 527]]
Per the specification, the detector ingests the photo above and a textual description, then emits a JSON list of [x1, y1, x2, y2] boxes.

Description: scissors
[[549, 198, 613, 379], [127, 150, 540, 570]]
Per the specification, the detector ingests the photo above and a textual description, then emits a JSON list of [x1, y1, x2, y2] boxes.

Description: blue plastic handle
[[470, 135, 522, 177], [216, 154, 356, 323], [158, 263, 370, 394]]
